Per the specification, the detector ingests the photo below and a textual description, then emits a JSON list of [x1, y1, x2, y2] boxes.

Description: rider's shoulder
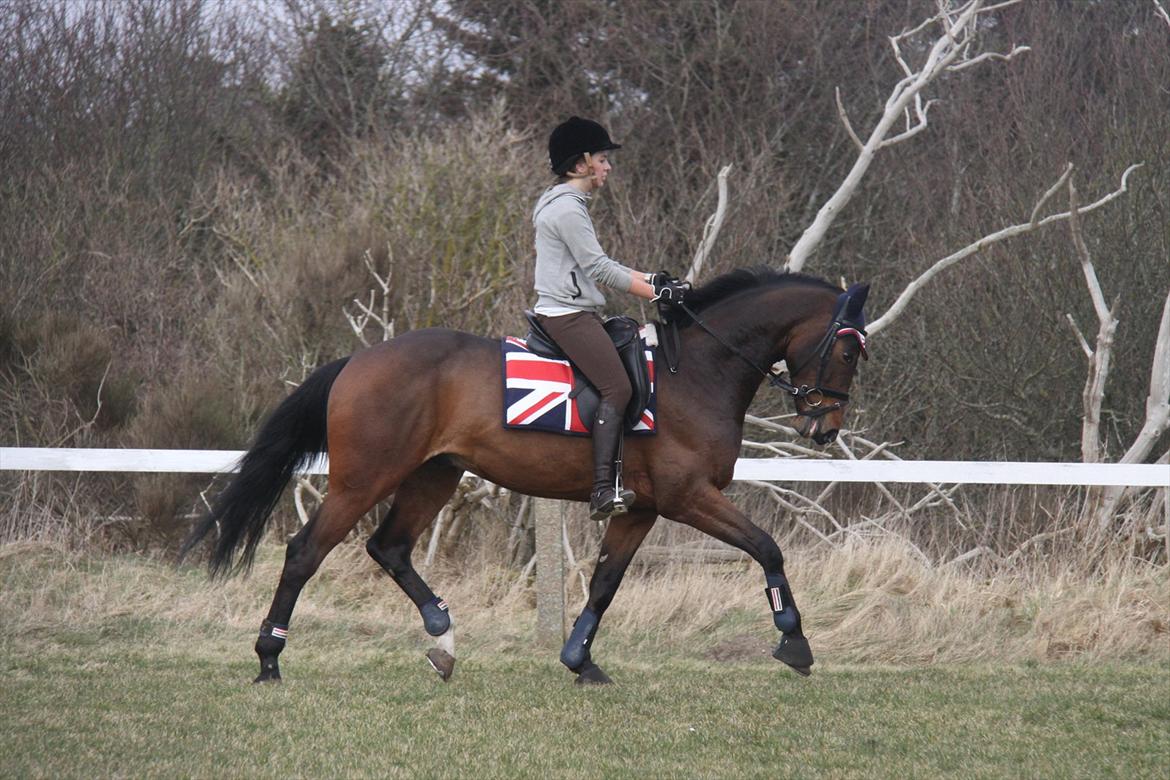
[[533, 184, 590, 224]]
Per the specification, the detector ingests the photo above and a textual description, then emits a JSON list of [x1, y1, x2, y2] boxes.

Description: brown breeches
[[536, 311, 632, 413]]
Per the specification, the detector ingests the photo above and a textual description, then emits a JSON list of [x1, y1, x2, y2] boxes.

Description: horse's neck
[[677, 290, 823, 417]]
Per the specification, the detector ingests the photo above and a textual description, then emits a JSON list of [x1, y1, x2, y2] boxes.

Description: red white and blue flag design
[[501, 336, 656, 436]]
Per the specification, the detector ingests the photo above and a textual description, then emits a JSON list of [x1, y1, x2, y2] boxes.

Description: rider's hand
[[651, 276, 689, 304]]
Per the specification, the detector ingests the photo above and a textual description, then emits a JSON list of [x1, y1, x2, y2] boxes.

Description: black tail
[[180, 357, 350, 576]]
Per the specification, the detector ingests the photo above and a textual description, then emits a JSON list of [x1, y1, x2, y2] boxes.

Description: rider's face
[[576, 152, 612, 188]]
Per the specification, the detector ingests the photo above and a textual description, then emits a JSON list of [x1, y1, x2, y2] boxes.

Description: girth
[[523, 311, 652, 430]]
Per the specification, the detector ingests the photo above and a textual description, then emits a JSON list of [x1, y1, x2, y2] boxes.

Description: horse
[[182, 267, 870, 685]]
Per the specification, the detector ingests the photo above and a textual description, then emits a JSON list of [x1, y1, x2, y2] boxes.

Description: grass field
[[3, 635, 1168, 778], [2, 544, 1168, 778]]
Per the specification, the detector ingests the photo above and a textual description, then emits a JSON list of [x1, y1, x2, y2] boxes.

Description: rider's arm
[[555, 205, 636, 291], [627, 272, 656, 300]]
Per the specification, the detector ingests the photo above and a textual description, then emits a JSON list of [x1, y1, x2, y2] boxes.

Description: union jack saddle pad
[[501, 336, 657, 435]]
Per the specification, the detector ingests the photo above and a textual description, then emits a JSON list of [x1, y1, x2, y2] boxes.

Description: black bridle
[[673, 301, 867, 420]]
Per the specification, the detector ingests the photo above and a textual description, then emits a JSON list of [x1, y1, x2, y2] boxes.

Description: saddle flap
[[523, 310, 564, 358]]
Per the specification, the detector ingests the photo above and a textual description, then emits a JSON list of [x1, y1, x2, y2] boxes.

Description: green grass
[[2, 624, 1168, 779]]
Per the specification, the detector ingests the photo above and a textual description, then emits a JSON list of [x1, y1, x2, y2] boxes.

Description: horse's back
[[325, 328, 502, 463]]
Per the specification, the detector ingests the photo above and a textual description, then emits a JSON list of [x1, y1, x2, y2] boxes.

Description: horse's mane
[[677, 266, 840, 326]]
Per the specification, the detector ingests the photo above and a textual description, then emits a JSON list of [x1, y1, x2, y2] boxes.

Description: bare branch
[[868, 164, 1143, 335], [686, 164, 733, 283], [1069, 174, 1120, 464], [1030, 162, 1074, 227], [1119, 288, 1170, 466], [835, 87, 864, 152], [1064, 313, 1093, 359], [1068, 178, 1112, 324], [787, 0, 1029, 271], [947, 44, 1030, 72], [344, 247, 396, 345], [1155, 0, 1170, 30], [293, 477, 323, 527]]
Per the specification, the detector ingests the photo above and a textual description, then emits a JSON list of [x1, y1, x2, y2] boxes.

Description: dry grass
[[3, 535, 1165, 668]]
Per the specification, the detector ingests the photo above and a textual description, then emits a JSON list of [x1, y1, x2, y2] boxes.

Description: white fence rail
[[1, 447, 1166, 486], [4, 446, 1164, 645]]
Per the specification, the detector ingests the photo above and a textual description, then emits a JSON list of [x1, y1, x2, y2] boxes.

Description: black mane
[[677, 266, 840, 325]]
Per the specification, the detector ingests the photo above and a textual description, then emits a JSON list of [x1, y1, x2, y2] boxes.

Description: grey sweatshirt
[[532, 183, 635, 315]]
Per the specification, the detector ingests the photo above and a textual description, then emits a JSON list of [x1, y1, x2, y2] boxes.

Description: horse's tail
[[180, 357, 351, 576]]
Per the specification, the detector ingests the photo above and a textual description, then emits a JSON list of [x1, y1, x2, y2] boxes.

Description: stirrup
[[589, 484, 636, 522]]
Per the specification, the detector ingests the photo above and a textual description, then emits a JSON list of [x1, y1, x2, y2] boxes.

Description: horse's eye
[[842, 352, 855, 365]]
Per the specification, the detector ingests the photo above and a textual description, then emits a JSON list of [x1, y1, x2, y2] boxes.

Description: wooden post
[[533, 498, 565, 647]]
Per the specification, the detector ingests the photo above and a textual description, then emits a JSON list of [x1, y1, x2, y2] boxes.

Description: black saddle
[[523, 311, 652, 431]]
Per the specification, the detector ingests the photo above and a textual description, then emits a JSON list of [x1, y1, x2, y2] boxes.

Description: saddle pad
[[501, 336, 656, 436]]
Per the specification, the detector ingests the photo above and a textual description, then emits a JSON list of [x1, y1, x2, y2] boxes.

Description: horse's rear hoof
[[773, 634, 814, 675], [574, 662, 612, 686], [254, 664, 282, 684], [426, 648, 456, 681]]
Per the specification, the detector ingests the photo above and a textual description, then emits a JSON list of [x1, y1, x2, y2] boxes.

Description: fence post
[[533, 498, 565, 647]]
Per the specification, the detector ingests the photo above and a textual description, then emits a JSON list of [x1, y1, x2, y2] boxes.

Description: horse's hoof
[[426, 648, 456, 681], [574, 662, 612, 686], [253, 666, 282, 684], [773, 634, 815, 675]]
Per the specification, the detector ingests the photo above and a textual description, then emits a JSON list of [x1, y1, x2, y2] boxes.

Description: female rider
[[532, 116, 687, 521]]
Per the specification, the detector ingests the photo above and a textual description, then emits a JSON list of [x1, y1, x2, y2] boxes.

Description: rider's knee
[[601, 377, 632, 412]]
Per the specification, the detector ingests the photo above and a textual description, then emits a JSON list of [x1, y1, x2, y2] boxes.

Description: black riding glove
[[651, 275, 689, 305]]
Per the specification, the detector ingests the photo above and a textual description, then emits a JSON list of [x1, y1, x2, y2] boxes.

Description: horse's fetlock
[[560, 608, 600, 672], [255, 619, 288, 657], [419, 596, 451, 637], [764, 574, 801, 634]]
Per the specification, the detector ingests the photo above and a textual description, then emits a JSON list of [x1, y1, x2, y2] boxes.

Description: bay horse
[[182, 268, 870, 685]]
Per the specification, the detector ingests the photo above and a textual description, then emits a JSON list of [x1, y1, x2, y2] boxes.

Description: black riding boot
[[589, 401, 636, 521]]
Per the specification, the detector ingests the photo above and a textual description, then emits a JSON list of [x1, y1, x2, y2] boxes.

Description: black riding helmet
[[548, 116, 622, 175]]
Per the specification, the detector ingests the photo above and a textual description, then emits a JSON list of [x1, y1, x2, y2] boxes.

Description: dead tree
[[786, 0, 1029, 272]]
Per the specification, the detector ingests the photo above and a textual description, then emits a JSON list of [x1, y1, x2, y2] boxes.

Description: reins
[[670, 301, 863, 419]]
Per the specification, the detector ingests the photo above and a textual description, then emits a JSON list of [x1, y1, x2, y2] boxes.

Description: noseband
[[776, 323, 867, 419], [674, 302, 867, 421]]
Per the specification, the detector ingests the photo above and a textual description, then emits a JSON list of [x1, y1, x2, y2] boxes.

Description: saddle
[[523, 311, 653, 431]]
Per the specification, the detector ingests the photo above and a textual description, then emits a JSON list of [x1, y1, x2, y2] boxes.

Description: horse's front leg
[[561, 509, 657, 685], [669, 487, 815, 676]]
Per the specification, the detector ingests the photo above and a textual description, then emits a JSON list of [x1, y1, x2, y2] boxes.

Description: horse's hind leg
[[669, 487, 815, 676], [365, 457, 463, 681], [255, 487, 379, 682], [561, 509, 657, 685]]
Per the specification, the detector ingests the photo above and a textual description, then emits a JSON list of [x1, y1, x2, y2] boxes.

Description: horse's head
[[782, 283, 869, 445]]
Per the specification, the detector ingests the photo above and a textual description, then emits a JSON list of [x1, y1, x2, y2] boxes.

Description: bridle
[[674, 301, 867, 420]]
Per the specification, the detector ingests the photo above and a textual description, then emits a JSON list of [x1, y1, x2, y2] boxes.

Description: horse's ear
[[844, 283, 869, 321]]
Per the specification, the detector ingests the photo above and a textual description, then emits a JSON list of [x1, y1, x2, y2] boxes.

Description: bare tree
[[786, 0, 1030, 272]]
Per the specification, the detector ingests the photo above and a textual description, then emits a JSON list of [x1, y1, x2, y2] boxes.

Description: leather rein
[[669, 301, 867, 420]]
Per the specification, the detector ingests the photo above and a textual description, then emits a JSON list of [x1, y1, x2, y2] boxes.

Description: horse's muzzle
[[812, 428, 838, 445], [798, 414, 839, 445]]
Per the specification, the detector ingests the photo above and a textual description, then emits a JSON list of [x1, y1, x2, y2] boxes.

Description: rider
[[533, 116, 688, 521]]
